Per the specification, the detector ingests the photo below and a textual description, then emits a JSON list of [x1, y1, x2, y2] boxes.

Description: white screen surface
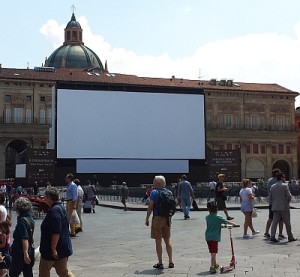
[[76, 159, 189, 173], [56, 89, 205, 159]]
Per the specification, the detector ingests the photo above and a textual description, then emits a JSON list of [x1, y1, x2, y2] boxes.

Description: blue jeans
[[181, 197, 191, 217]]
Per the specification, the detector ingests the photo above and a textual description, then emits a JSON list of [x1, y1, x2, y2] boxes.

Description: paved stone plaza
[[9, 200, 300, 277]]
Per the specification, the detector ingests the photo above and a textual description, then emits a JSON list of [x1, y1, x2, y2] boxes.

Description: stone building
[[0, 12, 298, 185]]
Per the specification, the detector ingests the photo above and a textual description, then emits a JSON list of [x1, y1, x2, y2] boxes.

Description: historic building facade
[[0, 13, 298, 184]]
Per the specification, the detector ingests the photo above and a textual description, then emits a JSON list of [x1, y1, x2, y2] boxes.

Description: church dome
[[45, 13, 104, 70]]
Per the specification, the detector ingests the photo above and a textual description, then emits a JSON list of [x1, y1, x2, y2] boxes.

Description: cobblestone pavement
[[8, 198, 300, 277]]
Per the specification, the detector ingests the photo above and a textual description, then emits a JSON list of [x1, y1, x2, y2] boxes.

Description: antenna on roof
[[198, 68, 204, 79]]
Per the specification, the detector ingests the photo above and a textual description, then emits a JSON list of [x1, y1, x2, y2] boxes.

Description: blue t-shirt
[[205, 213, 227, 242], [149, 189, 162, 216], [40, 202, 73, 260]]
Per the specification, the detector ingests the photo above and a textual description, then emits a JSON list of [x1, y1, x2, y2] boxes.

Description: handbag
[[252, 208, 258, 218], [192, 199, 199, 210], [70, 209, 80, 225], [222, 195, 227, 201]]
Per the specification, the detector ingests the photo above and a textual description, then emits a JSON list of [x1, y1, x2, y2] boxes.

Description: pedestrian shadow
[[196, 271, 213, 276], [134, 269, 164, 275]]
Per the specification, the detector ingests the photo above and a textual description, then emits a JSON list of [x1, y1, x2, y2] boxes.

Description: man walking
[[264, 168, 284, 239], [65, 173, 78, 237], [120, 182, 129, 211], [215, 174, 234, 220], [269, 171, 297, 242], [178, 175, 195, 220], [39, 187, 74, 277]]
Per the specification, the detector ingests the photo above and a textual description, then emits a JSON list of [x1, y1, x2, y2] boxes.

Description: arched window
[[25, 109, 32, 124], [47, 108, 52, 124], [40, 109, 46, 124], [5, 108, 11, 123], [14, 108, 23, 123]]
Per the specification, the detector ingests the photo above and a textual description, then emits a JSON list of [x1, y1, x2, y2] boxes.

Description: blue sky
[[1, 0, 300, 105]]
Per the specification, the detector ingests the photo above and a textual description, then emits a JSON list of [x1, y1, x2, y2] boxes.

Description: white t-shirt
[[239, 187, 253, 202], [209, 181, 216, 190], [0, 205, 7, 222]]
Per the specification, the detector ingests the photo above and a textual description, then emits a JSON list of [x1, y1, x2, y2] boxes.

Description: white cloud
[[40, 17, 300, 105]]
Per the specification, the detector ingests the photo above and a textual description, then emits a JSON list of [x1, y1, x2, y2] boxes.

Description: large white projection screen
[[56, 89, 205, 163]]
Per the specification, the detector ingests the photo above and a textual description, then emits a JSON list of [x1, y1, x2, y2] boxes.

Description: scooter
[[220, 224, 239, 274]]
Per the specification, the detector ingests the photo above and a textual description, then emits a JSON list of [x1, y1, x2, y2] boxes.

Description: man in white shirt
[[74, 179, 84, 232], [207, 178, 216, 202]]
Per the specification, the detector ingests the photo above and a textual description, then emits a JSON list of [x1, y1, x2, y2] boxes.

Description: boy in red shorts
[[205, 201, 238, 273]]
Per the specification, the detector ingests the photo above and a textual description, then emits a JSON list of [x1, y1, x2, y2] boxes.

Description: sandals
[[153, 262, 174, 269], [153, 263, 164, 269]]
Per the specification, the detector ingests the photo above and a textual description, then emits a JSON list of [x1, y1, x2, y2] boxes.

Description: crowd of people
[[0, 173, 100, 277], [1, 169, 298, 275], [144, 170, 298, 274]]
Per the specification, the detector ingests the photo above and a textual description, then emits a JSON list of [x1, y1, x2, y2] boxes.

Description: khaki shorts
[[151, 216, 171, 239]]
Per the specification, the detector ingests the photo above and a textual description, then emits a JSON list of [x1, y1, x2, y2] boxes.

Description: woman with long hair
[[239, 179, 259, 238]]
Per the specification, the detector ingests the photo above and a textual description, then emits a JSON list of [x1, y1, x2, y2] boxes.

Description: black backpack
[[156, 188, 177, 217]]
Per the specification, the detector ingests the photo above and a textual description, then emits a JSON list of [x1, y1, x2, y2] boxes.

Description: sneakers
[[270, 237, 279, 242], [209, 264, 219, 273], [278, 234, 286, 240], [264, 233, 270, 239], [209, 266, 217, 273], [252, 230, 260, 235], [288, 237, 298, 242], [227, 216, 234, 220], [243, 234, 250, 239]]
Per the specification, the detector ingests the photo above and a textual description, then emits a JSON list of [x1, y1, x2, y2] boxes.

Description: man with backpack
[[145, 175, 175, 270]]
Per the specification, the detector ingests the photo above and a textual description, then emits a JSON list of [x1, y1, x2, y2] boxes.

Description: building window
[[47, 108, 52, 124], [278, 144, 284, 154], [72, 31, 77, 40], [261, 145, 266, 154], [286, 145, 291, 154], [25, 109, 32, 124], [253, 144, 259, 154], [277, 116, 284, 130], [26, 95, 32, 101], [246, 144, 251, 153], [234, 117, 239, 129], [251, 116, 258, 129], [226, 144, 232, 150], [271, 117, 275, 130], [260, 117, 266, 129], [225, 114, 231, 128], [40, 96, 45, 102], [5, 95, 11, 102], [286, 117, 290, 130], [40, 109, 46, 124], [14, 108, 23, 123], [272, 145, 277, 154], [219, 145, 224, 150], [217, 115, 223, 128], [245, 116, 249, 128], [5, 108, 11, 123], [234, 145, 240, 150]]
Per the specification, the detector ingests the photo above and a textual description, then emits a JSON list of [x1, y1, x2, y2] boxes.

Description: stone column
[[0, 139, 5, 179]]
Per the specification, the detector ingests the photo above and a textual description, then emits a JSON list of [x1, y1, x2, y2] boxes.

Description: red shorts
[[207, 240, 218, 253]]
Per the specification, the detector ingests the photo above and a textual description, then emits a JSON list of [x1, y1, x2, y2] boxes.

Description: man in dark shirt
[[39, 187, 74, 277], [215, 174, 234, 220]]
